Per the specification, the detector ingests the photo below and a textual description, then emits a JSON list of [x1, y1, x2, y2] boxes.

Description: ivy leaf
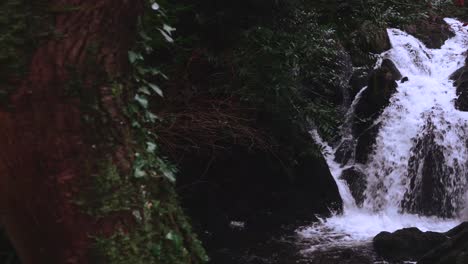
[[147, 83, 163, 97], [146, 111, 159, 123], [162, 168, 176, 183], [139, 31, 152, 41], [128, 51, 142, 64], [135, 94, 148, 109], [138, 86, 151, 95], [165, 231, 175, 240], [158, 28, 174, 43], [150, 243, 161, 257], [131, 120, 141, 128], [163, 24, 176, 34], [146, 142, 157, 153], [151, 2, 160, 11], [134, 167, 147, 178]]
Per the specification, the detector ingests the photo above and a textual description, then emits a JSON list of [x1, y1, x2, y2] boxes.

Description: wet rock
[[449, 66, 464, 82], [404, 15, 455, 49], [373, 227, 449, 262], [452, 56, 468, 111], [349, 68, 370, 99], [380, 59, 403, 81], [353, 59, 400, 139], [293, 152, 343, 216], [352, 60, 401, 164], [178, 138, 343, 263], [355, 121, 380, 164], [444, 222, 468, 237], [334, 138, 355, 165], [418, 222, 468, 264], [401, 76, 409, 83], [306, 247, 375, 264], [402, 118, 456, 217], [340, 167, 367, 206]]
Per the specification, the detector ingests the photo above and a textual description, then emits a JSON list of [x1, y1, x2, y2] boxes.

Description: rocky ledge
[[373, 222, 468, 263]]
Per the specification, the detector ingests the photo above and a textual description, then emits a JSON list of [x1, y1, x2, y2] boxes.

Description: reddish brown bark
[[455, 0, 465, 7], [0, 0, 142, 263]]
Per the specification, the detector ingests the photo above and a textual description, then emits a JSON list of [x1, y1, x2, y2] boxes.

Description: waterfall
[[299, 18, 467, 249], [365, 18, 468, 217]]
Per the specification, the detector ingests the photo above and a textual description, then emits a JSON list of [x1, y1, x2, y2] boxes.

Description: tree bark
[[0, 0, 142, 263]]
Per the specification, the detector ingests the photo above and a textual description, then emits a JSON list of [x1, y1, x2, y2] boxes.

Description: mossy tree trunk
[[0, 1, 206, 263]]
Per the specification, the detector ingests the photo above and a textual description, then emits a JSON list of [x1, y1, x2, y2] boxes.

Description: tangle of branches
[[155, 96, 273, 160]]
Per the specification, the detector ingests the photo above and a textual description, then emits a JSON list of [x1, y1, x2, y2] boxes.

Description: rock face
[[373, 223, 468, 264], [452, 56, 468, 111], [334, 138, 355, 165], [178, 139, 343, 262], [349, 68, 371, 100], [404, 15, 455, 49], [340, 167, 367, 206], [353, 59, 401, 163], [354, 124, 380, 164], [373, 227, 449, 262], [418, 222, 468, 264], [402, 118, 455, 218], [354, 59, 401, 136]]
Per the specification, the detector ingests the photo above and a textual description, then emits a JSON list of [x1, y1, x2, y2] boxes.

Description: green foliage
[[92, 181, 208, 264], [314, 0, 435, 30], [124, 0, 179, 184], [0, 0, 49, 104], [78, 161, 137, 216], [234, 8, 343, 141], [87, 2, 208, 263]]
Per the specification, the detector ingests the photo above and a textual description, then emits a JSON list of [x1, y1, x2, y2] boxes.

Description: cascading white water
[[364, 18, 468, 216], [299, 18, 468, 251]]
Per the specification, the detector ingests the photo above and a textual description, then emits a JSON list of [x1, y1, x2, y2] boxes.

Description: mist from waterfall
[[299, 18, 468, 250]]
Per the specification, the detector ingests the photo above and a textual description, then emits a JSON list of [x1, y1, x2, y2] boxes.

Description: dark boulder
[[445, 222, 468, 237], [351, 59, 400, 163], [449, 66, 464, 82], [380, 59, 403, 81], [305, 244, 375, 264], [404, 15, 455, 49], [177, 137, 343, 263], [452, 56, 468, 111], [340, 167, 367, 206], [350, 59, 401, 164], [373, 227, 449, 262], [401, 76, 409, 83], [353, 59, 400, 139], [419, 222, 468, 264]]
